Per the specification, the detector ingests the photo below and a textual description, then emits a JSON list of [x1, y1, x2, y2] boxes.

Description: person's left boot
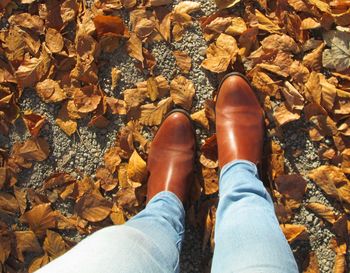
[[146, 110, 195, 204]]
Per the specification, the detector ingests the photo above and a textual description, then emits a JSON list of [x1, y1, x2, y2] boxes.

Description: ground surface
[[1, 0, 350, 272]]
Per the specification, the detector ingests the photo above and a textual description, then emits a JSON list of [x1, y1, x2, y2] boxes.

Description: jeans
[[36, 160, 298, 273]]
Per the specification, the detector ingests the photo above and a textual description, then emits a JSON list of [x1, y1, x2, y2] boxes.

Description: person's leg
[[35, 191, 185, 273], [212, 73, 298, 273], [35, 111, 196, 273], [211, 160, 298, 273]]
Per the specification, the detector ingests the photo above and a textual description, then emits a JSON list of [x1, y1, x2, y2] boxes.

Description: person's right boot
[[216, 73, 264, 169], [146, 110, 195, 204]]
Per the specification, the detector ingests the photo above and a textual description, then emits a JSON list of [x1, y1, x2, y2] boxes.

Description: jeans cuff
[[147, 191, 185, 216], [220, 159, 258, 180]]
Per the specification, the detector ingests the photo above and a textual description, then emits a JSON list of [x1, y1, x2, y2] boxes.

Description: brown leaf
[[126, 33, 144, 63], [308, 165, 350, 205], [140, 97, 173, 126], [93, 15, 128, 38], [201, 33, 238, 73], [174, 1, 201, 14], [73, 86, 101, 113], [104, 146, 122, 173], [252, 71, 279, 96], [22, 111, 46, 137], [261, 34, 299, 54], [96, 167, 118, 192], [191, 109, 209, 130], [28, 253, 50, 273], [306, 202, 338, 224], [173, 51, 192, 74], [20, 203, 57, 237], [36, 79, 66, 103], [127, 150, 147, 185], [135, 18, 155, 39], [45, 28, 64, 53], [8, 13, 44, 33], [281, 81, 304, 111], [214, 0, 241, 9], [14, 231, 41, 262], [280, 224, 308, 243], [301, 18, 321, 30], [106, 97, 126, 115], [147, 77, 159, 101], [170, 76, 195, 110], [110, 205, 126, 225], [111, 68, 121, 90], [0, 192, 19, 215], [269, 141, 285, 180], [75, 193, 112, 222], [274, 103, 301, 126], [275, 174, 307, 210], [14, 186, 27, 215], [202, 167, 218, 195], [56, 101, 78, 136], [302, 252, 320, 273], [16, 51, 51, 88], [43, 230, 66, 259], [17, 137, 50, 162], [254, 9, 281, 33], [61, 0, 79, 23], [43, 172, 75, 190]]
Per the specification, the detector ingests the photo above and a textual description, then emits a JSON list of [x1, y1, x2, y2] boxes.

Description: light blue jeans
[[36, 160, 298, 273]]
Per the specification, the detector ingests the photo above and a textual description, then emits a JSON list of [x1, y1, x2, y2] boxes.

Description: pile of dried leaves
[[0, 0, 350, 272]]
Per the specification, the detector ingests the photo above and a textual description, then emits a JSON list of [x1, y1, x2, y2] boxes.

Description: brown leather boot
[[216, 73, 264, 169], [146, 110, 195, 204]]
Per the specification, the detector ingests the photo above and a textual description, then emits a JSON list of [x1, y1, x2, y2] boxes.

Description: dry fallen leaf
[[280, 224, 308, 243], [22, 111, 46, 137], [0, 192, 19, 215], [306, 202, 338, 224], [191, 109, 209, 130], [170, 75, 195, 110], [73, 86, 101, 114], [201, 33, 239, 73], [104, 146, 122, 173], [126, 33, 144, 64], [214, 0, 241, 10], [140, 97, 173, 126], [202, 167, 218, 195], [14, 230, 41, 262], [302, 251, 320, 273], [16, 51, 51, 88], [309, 166, 350, 206], [45, 28, 64, 53], [43, 230, 66, 259], [96, 167, 119, 192], [274, 103, 301, 126], [56, 102, 78, 136], [16, 138, 50, 162], [127, 150, 147, 185], [93, 15, 128, 38], [75, 193, 112, 222], [323, 30, 350, 72], [28, 253, 50, 273], [20, 203, 57, 237], [173, 51, 192, 74], [36, 79, 66, 103]]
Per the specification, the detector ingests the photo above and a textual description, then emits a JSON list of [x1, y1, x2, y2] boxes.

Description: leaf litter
[[0, 0, 350, 272]]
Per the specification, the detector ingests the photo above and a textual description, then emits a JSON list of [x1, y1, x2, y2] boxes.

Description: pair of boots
[[147, 73, 264, 203]]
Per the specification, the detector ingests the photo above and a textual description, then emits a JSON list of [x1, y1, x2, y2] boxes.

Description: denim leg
[[211, 160, 298, 273], [35, 191, 185, 273]]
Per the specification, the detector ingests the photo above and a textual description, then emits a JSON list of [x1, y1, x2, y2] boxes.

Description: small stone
[[306, 215, 313, 222], [198, 46, 206, 56]]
